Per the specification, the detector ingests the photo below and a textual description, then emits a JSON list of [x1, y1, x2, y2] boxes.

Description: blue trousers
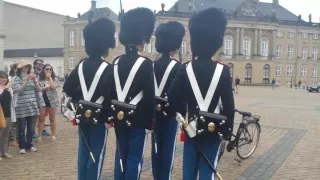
[[183, 136, 221, 180], [151, 118, 178, 180], [18, 116, 34, 150], [78, 123, 108, 180], [114, 128, 148, 180]]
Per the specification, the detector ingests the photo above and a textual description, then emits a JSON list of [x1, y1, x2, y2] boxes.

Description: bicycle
[[219, 109, 261, 162], [60, 91, 69, 115]]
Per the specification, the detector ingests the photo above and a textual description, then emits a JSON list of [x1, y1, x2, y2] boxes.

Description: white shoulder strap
[[186, 62, 223, 112], [154, 60, 177, 96], [114, 57, 145, 103], [78, 61, 108, 102]]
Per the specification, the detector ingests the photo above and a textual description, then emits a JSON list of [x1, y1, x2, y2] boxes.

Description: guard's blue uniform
[[167, 8, 235, 180]]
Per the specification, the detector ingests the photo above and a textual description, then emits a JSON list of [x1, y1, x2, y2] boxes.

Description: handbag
[[0, 104, 6, 128]]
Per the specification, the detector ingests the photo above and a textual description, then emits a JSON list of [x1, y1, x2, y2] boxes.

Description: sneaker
[[42, 130, 50, 136], [32, 132, 36, 139], [29, 147, 37, 152], [20, 149, 26, 154], [52, 136, 56, 141], [2, 153, 12, 158]]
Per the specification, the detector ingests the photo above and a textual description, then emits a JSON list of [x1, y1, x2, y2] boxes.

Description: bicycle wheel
[[236, 121, 261, 159], [60, 96, 66, 114]]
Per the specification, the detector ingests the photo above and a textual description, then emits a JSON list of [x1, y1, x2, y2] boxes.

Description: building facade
[[0, 0, 4, 70], [63, 0, 320, 86]]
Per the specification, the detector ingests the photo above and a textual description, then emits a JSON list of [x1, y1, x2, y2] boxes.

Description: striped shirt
[[12, 76, 40, 118]]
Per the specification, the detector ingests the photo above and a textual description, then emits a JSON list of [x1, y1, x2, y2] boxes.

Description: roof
[[167, 0, 299, 21], [78, 7, 118, 21], [4, 48, 64, 58]]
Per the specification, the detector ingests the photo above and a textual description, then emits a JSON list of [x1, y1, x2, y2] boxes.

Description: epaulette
[[217, 61, 225, 65], [171, 58, 179, 63]]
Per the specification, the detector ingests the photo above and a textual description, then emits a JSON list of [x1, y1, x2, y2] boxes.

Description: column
[[236, 28, 240, 54], [0, 0, 4, 70], [258, 29, 263, 55], [254, 29, 258, 55], [272, 30, 276, 58], [240, 28, 244, 55]]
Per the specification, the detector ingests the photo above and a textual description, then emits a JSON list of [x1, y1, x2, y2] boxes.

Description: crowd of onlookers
[[0, 59, 59, 161]]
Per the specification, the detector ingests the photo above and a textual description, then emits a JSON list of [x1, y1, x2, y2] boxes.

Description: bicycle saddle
[[235, 109, 252, 117]]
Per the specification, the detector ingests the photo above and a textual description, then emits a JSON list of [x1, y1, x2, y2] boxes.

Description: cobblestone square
[[0, 86, 319, 180]]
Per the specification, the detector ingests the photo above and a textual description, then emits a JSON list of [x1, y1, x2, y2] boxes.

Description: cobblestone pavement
[[0, 87, 319, 180]]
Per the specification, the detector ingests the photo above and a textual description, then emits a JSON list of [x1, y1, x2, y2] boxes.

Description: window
[[243, 37, 251, 56], [180, 41, 186, 54], [275, 65, 282, 76], [69, 30, 75, 46], [227, 63, 233, 78], [276, 31, 283, 38], [286, 81, 292, 86], [57, 66, 62, 77], [224, 36, 233, 56], [245, 63, 252, 83], [115, 31, 119, 46], [288, 32, 295, 38], [276, 45, 282, 58], [286, 65, 293, 76], [312, 48, 318, 60], [69, 57, 75, 70], [302, 47, 308, 59], [287, 46, 294, 59], [261, 38, 268, 57], [312, 66, 318, 77], [263, 64, 270, 84], [81, 30, 85, 46], [300, 66, 307, 77], [302, 33, 308, 39], [313, 34, 319, 40]]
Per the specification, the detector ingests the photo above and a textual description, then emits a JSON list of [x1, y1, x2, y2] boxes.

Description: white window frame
[[69, 30, 75, 47], [243, 37, 251, 57], [313, 34, 319, 40], [276, 31, 283, 38], [261, 38, 268, 57], [312, 66, 318, 77], [180, 41, 186, 54], [300, 66, 307, 77], [302, 47, 308, 59], [224, 36, 233, 56], [276, 45, 282, 58], [275, 65, 282, 76], [286, 65, 293, 76], [288, 32, 295, 38], [312, 48, 318, 60], [69, 57, 75, 70], [302, 33, 308, 39], [287, 46, 294, 59], [81, 30, 85, 46]]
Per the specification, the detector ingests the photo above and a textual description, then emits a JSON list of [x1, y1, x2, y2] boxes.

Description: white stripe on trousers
[[97, 124, 109, 180], [137, 133, 148, 180], [211, 142, 222, 180], [168, 123, 179, 180]]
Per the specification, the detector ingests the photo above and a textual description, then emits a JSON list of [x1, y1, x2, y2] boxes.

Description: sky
[[5, 0, 320, 22]]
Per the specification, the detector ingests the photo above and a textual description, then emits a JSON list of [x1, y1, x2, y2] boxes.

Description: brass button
[[85, 110, 92, 118], [208, 122, 216, 132], [117, 111, 124, 120]]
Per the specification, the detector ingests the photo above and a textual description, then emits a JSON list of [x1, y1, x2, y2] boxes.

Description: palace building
[[63, 0, 320, 86]]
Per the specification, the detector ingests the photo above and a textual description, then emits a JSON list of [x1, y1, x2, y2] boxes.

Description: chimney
[[273, 0, 279, 6], [91, 0, 97, 10], [77, 13, 81, 18]]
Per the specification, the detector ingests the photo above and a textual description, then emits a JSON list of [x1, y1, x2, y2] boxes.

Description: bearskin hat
[[188, 7, 227, 58], [83, 17, 116, 58], [119, 7, 155, 45], [155, 21, 185, 54]]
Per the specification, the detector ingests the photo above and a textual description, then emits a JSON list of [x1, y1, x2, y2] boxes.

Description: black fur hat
[[155, 21, 185, 54], [119, 7, 155, 45], [188, 7, 227, 58], [83, 18, 116, 58]]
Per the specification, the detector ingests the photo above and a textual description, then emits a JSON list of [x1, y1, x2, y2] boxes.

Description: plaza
[[0, 86, 319, 180]]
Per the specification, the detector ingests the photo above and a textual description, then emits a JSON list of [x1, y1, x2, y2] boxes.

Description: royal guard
[[107, 8, 156, 180], [167, 8, 235, 180], [63, 18, 115, 180], [151, 21, 185, 180]]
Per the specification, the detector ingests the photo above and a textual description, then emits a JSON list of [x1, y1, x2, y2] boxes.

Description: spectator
[[12, 60, 39, 154], [37, 64, 59, 142], [272, 78, 276, 90], [0, 70, 16, 160], [235, 76, 240, 94]]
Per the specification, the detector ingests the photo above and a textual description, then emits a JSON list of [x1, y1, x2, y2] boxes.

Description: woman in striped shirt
[[12, 60, 44, 154]]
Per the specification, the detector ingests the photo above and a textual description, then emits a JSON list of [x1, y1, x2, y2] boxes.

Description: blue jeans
[[183, 136, 221, 180], [18, 116, 34, 150], [78, 123, 108, 180], [114, 128, 148, 180], [151, 118, 178, 180]]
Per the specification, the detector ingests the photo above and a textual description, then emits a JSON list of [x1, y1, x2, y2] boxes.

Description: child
[[0, 70, 16, 160]]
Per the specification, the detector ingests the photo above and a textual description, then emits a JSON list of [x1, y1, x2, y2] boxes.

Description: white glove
[[63, 110, 75, 121]]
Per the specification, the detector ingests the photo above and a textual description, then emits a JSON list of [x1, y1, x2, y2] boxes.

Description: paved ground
[[0, 86, 319, 180]]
